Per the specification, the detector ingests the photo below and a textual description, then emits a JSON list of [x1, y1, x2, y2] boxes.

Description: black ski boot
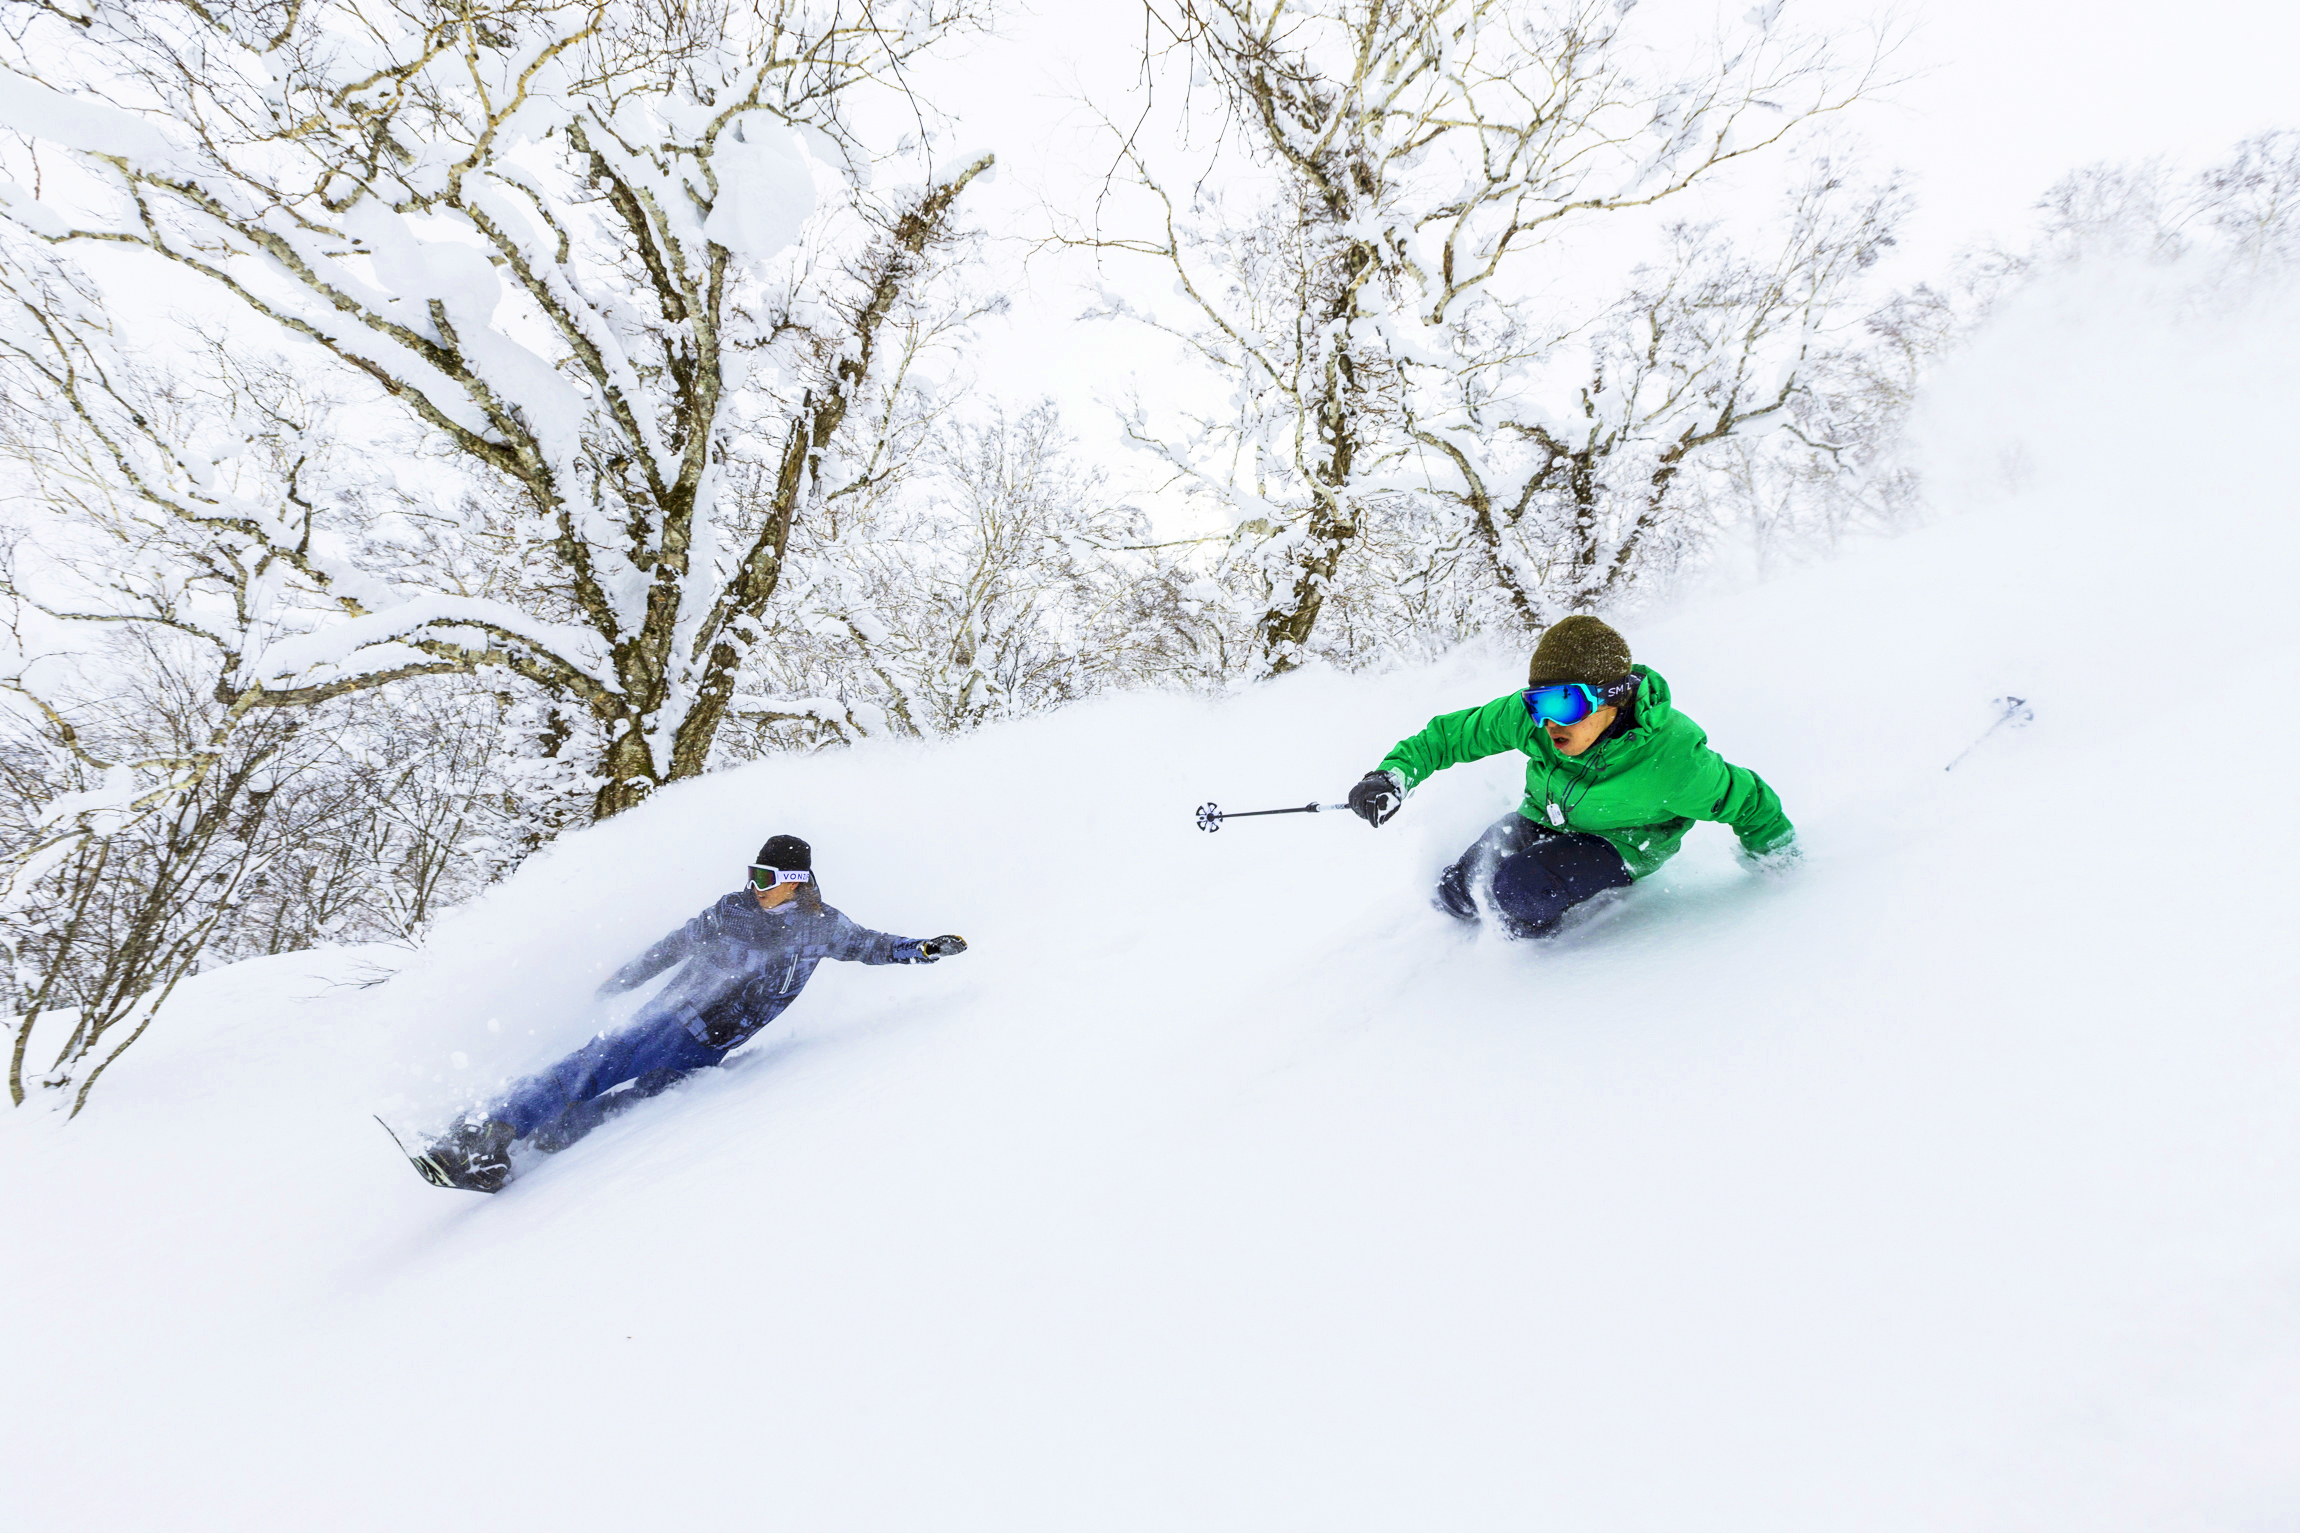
[[405, 1116, 518, 1193]]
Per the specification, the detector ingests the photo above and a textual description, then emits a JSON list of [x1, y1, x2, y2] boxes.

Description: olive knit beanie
[[1526, 616, 1633, 687]]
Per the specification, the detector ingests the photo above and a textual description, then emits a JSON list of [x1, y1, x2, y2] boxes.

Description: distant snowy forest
[[0, 0, 2292, 1112]]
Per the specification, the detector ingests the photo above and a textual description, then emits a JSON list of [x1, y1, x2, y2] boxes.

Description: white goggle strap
[[750, 867, 811, 886]]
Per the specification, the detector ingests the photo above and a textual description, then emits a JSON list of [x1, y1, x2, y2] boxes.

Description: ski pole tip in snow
[[1195, 802, 1223, 832], [1944, 695, 2034, 771]]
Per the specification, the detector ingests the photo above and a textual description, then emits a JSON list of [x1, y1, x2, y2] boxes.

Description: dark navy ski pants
[[1436, 813, 1634, 937], [494, 1010, 728, 1149]]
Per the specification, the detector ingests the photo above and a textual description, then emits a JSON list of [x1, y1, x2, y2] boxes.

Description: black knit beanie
[[754, 834, 812, 872], [1526, 616, 1633, 687]]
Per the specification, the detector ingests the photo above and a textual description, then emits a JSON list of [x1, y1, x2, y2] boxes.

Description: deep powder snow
[[3, 265, 2297, 1530]]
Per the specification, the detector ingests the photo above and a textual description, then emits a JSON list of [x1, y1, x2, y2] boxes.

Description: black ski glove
[[1346, 770, 1404, 827], [908, 934, 968, 963]]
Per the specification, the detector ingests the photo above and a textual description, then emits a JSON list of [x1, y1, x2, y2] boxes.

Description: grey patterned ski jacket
[[599, 890, 929, 1048]]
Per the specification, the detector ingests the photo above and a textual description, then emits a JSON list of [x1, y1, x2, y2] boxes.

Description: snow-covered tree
[[1073, 0, 1892, 669], [735, 399, 1229, 750], [1418, 160, 1908, 623], [0, 241, 525, 1110], [0, 0, 991, 819], [0, 0, 1002, 1110], [2017, 129, 2300, 284]]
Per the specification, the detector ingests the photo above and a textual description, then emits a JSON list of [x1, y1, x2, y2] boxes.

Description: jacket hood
[[1631, 663, 1672, 717]]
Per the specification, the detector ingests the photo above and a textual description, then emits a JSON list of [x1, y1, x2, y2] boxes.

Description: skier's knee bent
[[1435, 814, 1631, 936], [1488, 830, 1632, 937], [1434, 813, 1544, 922]]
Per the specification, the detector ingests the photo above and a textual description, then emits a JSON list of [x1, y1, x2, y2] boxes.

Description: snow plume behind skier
[[401, 835, 967, 1193], [1345, 617, 1799, 938]]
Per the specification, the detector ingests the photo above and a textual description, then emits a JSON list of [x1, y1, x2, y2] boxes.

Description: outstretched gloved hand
[[1346, 770, 1404, 827], [912, 934, 968, 962]]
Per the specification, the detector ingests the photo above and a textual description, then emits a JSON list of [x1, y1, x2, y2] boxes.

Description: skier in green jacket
[[1344, 616, 1798, 937]]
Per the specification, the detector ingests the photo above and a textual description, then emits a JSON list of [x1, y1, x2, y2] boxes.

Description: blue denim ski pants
[[494, 1010, 728, 1147], [1436, 812, 1634, 937]]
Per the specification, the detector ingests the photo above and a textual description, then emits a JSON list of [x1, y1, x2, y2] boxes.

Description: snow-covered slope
[[6, 267, 2298, 1531]]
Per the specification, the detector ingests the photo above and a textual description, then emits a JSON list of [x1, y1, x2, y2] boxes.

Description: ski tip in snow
[[376, 1115, 497, 1194]]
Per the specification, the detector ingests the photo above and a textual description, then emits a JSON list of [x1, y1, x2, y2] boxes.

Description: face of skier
[[1546, 704, 1617, 758], [754, 880, 803, 911]]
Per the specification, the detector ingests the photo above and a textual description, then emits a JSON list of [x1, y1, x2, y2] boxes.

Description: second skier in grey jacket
[[407, 834, 966, 1193]]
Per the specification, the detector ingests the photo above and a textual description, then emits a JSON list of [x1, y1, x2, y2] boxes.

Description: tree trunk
[[1257, 495, 1356, 675], [1256, 243, 1372, 676]]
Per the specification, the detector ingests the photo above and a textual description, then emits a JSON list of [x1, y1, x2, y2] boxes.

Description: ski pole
[[1195, 800, 1349, 832], [1944, 696, 2033, 771]]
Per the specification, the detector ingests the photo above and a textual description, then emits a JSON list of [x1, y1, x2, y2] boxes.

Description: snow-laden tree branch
[[0, 0, 992, 817], [1069, 0, 1896, 668], [1413, 159, 1910, 622], [736, 398, 1231, 753], [0, 227, 515, 1111]]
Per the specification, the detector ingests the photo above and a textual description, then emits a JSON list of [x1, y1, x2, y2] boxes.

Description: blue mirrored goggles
[[1521, 678, 1634, 727]]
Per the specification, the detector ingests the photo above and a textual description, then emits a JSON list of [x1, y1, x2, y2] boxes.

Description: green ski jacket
[[1377, 665, 1794, 880]]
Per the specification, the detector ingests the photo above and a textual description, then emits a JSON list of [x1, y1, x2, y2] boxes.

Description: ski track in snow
[[4, 267, 2300, 1529]]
